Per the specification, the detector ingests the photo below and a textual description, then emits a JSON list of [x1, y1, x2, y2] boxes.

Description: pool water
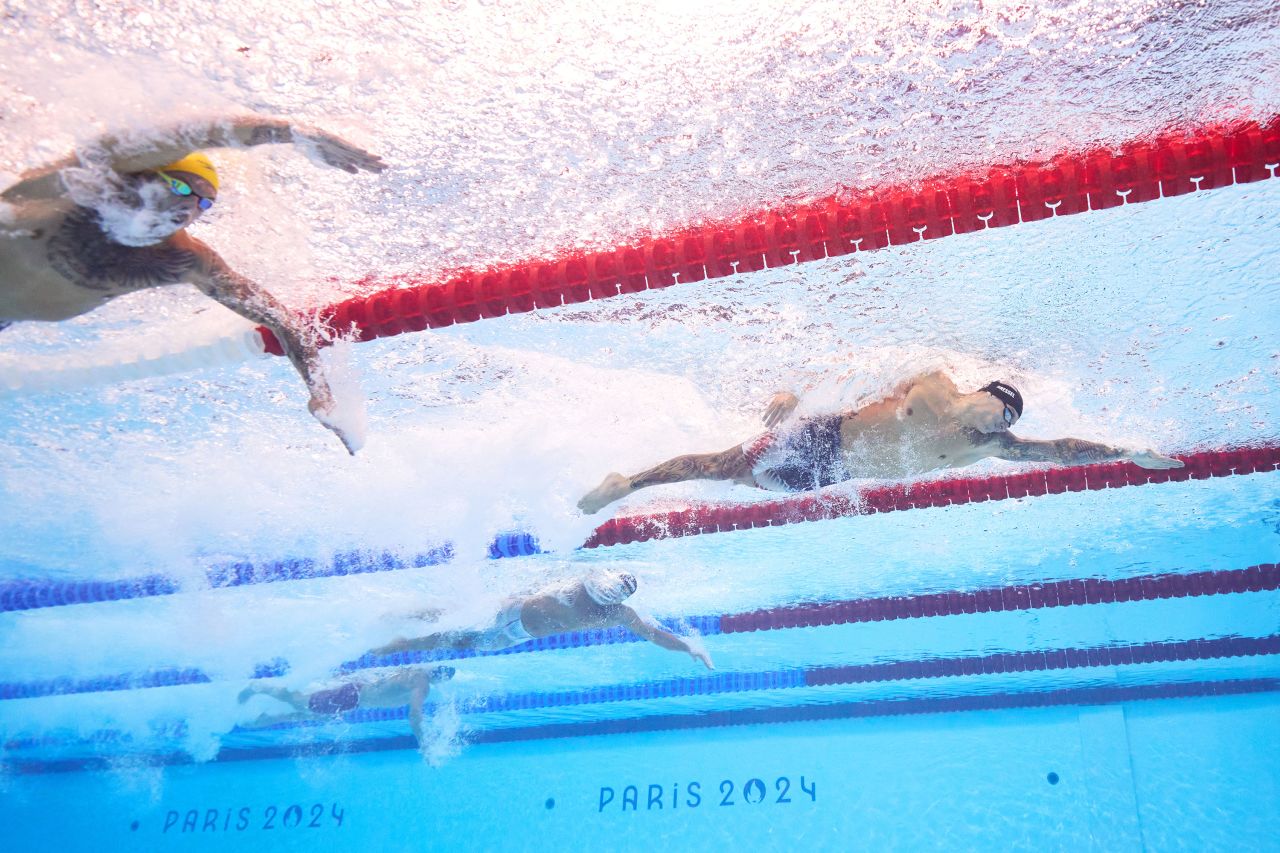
[[2, 1, 1279, 850]]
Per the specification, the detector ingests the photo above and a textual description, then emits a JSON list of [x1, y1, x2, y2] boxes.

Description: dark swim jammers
[[308, 682, 360, 715], [742, 414, 849, 492]]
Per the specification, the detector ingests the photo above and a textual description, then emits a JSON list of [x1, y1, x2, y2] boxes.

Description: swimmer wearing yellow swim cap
[[156, 151, 220, 194], [0, 115, 386, 454]]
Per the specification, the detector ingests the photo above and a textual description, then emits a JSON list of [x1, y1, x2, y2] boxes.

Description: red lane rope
[[256, 117, 1279, 355], [721, 564, 1280, 635], [581, 445, 1280, 549]]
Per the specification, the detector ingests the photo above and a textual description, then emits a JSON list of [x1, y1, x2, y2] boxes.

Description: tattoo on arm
[[245, 122, 294, 146], [992, 432, 1127, 464], [191, 244, 329, 399], [627, 448, 752, 489]]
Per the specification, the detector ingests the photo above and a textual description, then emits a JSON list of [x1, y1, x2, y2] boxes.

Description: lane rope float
[[2, 445, 1275, 615]]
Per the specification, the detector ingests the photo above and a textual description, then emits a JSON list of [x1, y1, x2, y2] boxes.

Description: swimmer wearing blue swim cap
[[0, 115, 385, 454]]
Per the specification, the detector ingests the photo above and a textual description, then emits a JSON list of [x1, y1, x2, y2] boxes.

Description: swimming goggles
[[1002, 404, 1017, 427], [156, 170, 215, 210]]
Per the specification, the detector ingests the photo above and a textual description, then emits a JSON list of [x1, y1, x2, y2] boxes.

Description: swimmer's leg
[[369, 631, 480, 657], [242, 710, 316, 729], [238, 683, 309, 712], [579, 444, 755, 514]]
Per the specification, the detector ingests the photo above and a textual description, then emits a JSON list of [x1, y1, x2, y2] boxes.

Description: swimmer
[[579, 371, 1184, 513], [238, 665, 455, 749], [0, 116, 386, 453], [369, 570, 715, 669]]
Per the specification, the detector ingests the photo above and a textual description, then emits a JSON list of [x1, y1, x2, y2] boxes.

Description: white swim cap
[[583, 571, 638, 606]]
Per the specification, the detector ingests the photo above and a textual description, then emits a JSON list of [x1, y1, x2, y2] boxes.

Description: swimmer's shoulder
[[164, 229, 209, 257], [1, 161, 74, 205], [1, 195, 71, 225], [908, 371, 956, 394], [901, 372, 956, 408]]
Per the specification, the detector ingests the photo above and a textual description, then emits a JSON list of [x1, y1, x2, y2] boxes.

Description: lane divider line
[[3, 564, 1274, 701], [246, 118, 1280, 354], [10, 633, 1276, 755], [2, 445, 1275, 615], [583, 446, 1280, 548]]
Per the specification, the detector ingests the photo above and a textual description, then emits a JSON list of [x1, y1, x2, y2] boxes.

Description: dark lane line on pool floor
[[9, 676, 1279, 775]]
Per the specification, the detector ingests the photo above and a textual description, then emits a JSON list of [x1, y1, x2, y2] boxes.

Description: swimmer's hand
[[762, 392, 799, 428], [309, 395, 363, 455], [690, 648, 715, 670], [293, 127, 387, 174], [1128, 449, 1184, 470]]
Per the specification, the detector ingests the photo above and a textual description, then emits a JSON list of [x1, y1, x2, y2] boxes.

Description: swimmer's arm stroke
[[2, 117, 384, 203], [987, 432, 1184, 469], [107, 117, 385, 175], [618, 607, 715, 669], [98, 116, 386, 175], [177, 233, 359, 455], [0, 159, 74, 203], [763, 369, 945, 428]]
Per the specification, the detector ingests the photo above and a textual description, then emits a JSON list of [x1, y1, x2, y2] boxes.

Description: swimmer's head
[[156, 153, 220, 195], [959, 380, 1023, 433], [583, 571, 638, 606], [101, 153, 219, 246]]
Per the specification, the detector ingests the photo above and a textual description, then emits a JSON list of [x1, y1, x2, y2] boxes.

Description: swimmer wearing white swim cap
[[0, 115, 385, 454], [370, 570, 714, 670]]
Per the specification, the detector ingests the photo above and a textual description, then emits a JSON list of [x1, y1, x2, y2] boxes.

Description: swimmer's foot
[[237, 685, 261, 704], [578, 473, 632, 514]]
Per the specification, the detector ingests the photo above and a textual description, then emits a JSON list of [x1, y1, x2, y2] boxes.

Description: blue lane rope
[[0, 534, 545, 615], [4, 447, 1276, 617], [0, 614, 718, 701], [0, 659, 289, 701], [0, 543, 461, 614], [293, 633, 1280, 724], [7, 632, 1276, 734], [6, 562, 1278, 702]]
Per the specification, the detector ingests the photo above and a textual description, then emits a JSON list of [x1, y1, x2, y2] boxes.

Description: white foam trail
[[310, 338, 368, 453], [0, 319, 267, 396]]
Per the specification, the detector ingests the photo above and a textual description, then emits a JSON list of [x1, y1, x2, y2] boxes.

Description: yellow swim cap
[[157, 152, 219, 193]]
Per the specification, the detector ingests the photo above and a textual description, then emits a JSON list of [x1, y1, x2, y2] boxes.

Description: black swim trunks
[[308, 682, 360, 715], [742, 414, 849, 492]]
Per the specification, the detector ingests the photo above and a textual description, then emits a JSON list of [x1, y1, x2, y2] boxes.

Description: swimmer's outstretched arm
[[240, 710, 317, 729], [988, 433, 1184, 469], [3, 117, 383, 202], [176, 233, 358, 454], [618, 607, 714, 669], [368, 632, 462, 656], [91, 116, 386, 175]]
